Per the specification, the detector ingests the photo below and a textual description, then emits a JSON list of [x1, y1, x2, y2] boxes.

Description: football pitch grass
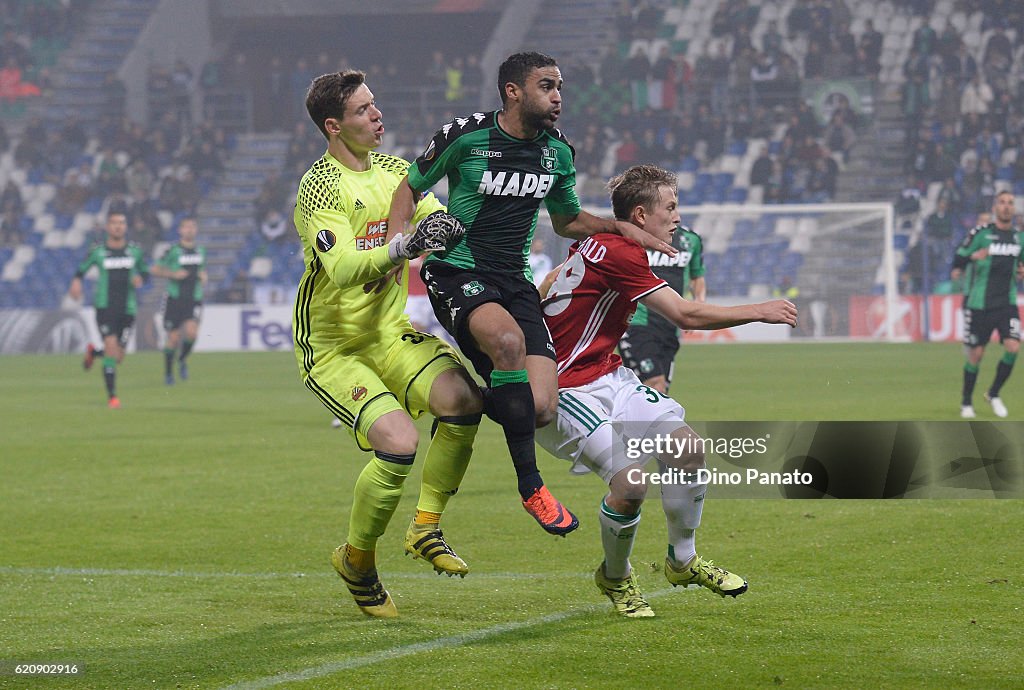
[[2, 343, 1022, 688]]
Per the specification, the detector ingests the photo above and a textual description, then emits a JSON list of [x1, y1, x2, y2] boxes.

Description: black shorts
[[96, 309, 135, 348], [164, 298, 203, 331], [420, 261, 555, 381], [619, 323, 680, 387], [963, 305, 1021, 347]]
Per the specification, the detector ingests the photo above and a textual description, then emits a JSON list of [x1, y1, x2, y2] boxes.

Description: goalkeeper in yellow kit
[[293, 70, 481, 618]]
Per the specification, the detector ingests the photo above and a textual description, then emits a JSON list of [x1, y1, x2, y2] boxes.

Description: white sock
[[660, 464, 707, 566], [599, 498, 641, 580]]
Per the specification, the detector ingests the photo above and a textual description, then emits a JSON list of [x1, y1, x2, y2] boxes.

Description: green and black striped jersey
[[74, 242, 148, 314], [407, 110, 581, 279], [954, 223, 1022, 310], [156, 243, 206, 301], [629, 226, 705, 332]]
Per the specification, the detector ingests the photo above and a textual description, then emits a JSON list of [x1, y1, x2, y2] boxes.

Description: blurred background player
[[951, 190, 1023, 418], [619, 222, 705, 394], [68, 209, 148, 408], [537, 165, 796, 617], [293, 70, 482, 618], [151, 216, 207, 385], [388, 51, 675, 536]]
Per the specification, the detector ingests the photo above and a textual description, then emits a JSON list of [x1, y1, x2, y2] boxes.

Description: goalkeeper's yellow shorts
[[300, 328, 464, 450]]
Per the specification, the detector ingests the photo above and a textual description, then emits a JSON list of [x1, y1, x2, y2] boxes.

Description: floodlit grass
[[1, 344, 1021, 688]]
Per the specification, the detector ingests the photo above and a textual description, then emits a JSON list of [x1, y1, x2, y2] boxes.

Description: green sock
[[418, 415, 479, 514], [102, 356, 117, 398], [347, 451, 414, 551]]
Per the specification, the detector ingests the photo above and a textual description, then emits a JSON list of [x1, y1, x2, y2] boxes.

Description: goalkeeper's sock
[[102, 356, 117, 399], [962, 362, 979, 406], [489, 370, 544, 499], [347, 451, 415, 551], [989, 351, 1017, 397], [417, 414, 479, 515]]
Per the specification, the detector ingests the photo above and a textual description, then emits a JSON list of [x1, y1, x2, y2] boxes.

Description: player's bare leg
[[525, 354, 558, 427]]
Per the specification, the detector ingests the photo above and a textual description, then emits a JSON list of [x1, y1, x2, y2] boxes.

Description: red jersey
[[542, 233, 667, 388]]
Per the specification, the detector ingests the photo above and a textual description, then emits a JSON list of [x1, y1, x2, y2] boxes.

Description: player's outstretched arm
[[690, 276, 707, 302], [643, 288, 797, 330], [550, 211, 676, 256]]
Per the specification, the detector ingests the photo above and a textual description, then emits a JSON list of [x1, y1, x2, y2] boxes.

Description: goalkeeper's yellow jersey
[[292, 150, 443, 370]]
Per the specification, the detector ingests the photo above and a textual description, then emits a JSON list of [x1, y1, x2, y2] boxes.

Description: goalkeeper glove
[[388, 211, 466, 263]]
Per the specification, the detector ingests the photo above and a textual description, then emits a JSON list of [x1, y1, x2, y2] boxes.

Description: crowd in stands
[[0, 100, 230, 255], [563, 0, 882, 205], [893, 0, 1024, 291], [0, 0, 90, 104], [8, 0, 1024, 307]]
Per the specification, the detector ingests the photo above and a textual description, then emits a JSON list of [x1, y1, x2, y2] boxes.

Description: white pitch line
[[0, 565, 586, 581], [222, 589, 677, 690]]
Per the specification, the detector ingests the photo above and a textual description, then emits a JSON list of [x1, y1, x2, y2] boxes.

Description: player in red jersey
[[537, 165, 796, 617]]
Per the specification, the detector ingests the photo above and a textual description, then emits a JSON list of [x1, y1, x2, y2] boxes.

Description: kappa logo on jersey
[[354, 198, 366, 210], [987, 242, 1021, 257], [315, 229, 336, 253], [351, 386, 367, 401], [102, 256, 136, 270], [477, 171, 554, 198], [540, 146, 557, 172], [461, 281, 484, 297], [470, 147, 502, 158], [356, 220, 387, 250]]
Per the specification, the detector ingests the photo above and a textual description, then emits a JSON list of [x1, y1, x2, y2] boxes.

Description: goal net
[[547, 202, 900, 340]]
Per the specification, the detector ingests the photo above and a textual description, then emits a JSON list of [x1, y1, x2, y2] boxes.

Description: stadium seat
[[679, 156, 700, 172], [712, 172, 734, 190], [729, 187, 748, 203], [727, 141, 747, 156], [683, 189, 704, 205], [718, 155, 741, 174]]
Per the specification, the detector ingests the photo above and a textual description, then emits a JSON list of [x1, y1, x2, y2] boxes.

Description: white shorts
[[536, 367, 686, 483]]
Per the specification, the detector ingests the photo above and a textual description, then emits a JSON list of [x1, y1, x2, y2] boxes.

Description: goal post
[[562, 201, 900, 341]]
